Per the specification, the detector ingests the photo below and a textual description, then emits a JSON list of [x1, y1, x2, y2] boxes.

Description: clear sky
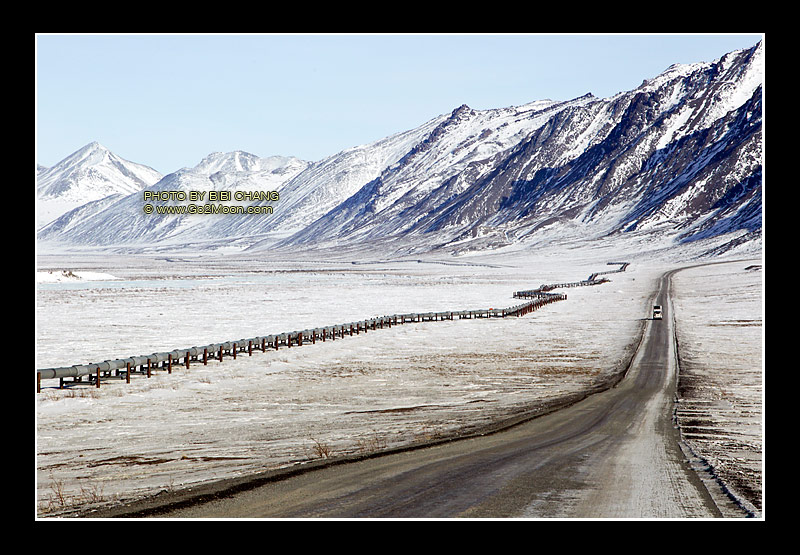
[[35, 33, 763, 175]]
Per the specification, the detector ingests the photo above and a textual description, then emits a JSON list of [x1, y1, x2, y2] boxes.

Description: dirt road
[[105, 268, 737, 518]]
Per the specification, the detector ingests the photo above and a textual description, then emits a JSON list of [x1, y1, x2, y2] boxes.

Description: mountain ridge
[[280, 41, 763, 257], [37, 41, 763, 259]]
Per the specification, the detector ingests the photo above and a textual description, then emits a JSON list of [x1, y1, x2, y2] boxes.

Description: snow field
[[35, 249, 761, 517], [671, 260, 763, 516]]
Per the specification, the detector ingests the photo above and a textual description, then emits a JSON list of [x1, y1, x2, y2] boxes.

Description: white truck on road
[[653, 305, 663, 320]]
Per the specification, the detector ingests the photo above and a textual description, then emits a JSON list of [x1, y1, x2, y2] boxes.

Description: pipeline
[[35, 263, 628, 393]]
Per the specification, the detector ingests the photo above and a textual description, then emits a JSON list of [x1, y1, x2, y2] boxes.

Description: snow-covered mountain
[[37, 151, 311, 247], [36, 142, 162, 230], [282, 42, 763, 256], [37, 127, 436, 249], [37, 41, 763, 257]]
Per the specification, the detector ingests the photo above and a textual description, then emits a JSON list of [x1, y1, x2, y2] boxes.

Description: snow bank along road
[[96, 264, 742, 518]]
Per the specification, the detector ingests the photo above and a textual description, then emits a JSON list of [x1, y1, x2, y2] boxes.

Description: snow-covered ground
[[672, 261, 764, 516], [34, 241, 763, 518], [36, 269, 120, 283]]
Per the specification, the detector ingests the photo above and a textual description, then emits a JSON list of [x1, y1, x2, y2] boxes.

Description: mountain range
[[37, 41, 763, 258]]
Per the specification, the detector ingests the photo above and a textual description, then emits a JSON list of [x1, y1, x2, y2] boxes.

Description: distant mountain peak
[[190, 150, 308, 177], [36, 142, 163, 230], [193, 150, 262, 174], [60, 141, 110, 165]]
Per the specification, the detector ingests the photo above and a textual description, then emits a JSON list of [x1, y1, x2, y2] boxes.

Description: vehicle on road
[[653, 305, 663, 320]]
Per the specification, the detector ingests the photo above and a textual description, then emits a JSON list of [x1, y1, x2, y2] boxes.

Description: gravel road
[[96, 268, 742, 518]]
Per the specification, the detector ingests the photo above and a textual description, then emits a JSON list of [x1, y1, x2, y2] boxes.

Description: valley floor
[[34, 245, 763, 518]]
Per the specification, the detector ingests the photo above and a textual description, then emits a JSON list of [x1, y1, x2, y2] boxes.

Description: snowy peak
[[38, 142, 161, 197], [185, 151, 310, 192], [193, 150, 260, 174], [191, 150, 305, 176], [36, 142, 163, 229], [51, 141, 109, 170], [68, 141, 111, 167]]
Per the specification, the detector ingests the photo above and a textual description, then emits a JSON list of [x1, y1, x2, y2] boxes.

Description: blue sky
[[35, 33, 763, 175]]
